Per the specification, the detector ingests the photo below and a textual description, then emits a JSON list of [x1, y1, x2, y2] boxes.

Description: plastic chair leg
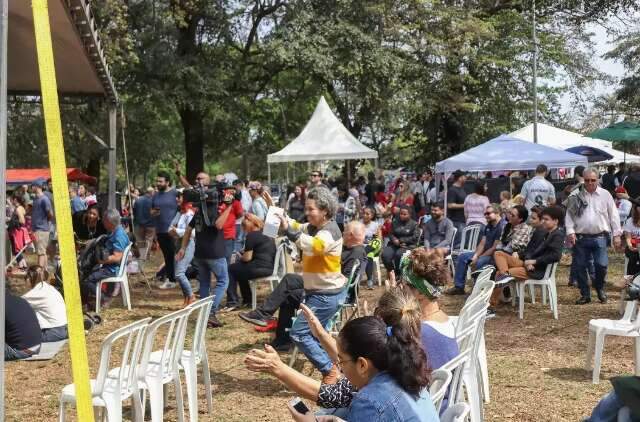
[[478, 336, 490, 403], [592, 331, 606, 384], [146, 379, 165, 422], [634, 337, 640, 377], [585, 329, 595, 370], [58, 399, 66, 422], [549, 285, 558, 319], [183, 359, 199, 422], [375, 258, 382, 286], [96, 283, 102, 314], [518, 283, 526, 319], [202, 353, 213, 414], [250, 281, 257, 310], [529, 284, 536, 304], [132, 388, 144, 422], [103, 394, 122, 422], [463, 369, 482, 422], [288, 345, 299, 367], [174, 373, 185, 422], [121, 280, 132, 310]]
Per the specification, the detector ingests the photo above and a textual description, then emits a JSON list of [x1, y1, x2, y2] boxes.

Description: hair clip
[[386, 326, 393, 337]]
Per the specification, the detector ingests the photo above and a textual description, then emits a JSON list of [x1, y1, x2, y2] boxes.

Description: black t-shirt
[[245, 231, 276, 271], [6, 294, 41, 350], [447, 185, 467, 223], [73, 211, 107, 241], [189, 208, 226, 259]]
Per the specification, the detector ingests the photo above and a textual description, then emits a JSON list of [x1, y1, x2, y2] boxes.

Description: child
[[22, 265, 68, 343], [499, 191, 512, 218]]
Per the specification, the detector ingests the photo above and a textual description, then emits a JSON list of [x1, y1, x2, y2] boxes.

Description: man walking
[[447, 170, 467, 248], [133, 187, 155, 246], [152, 171, 178, 289], [520, 164, 556, 210], [566, 168, 622, 304]]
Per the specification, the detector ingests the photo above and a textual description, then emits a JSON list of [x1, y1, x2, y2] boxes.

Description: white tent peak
[[267, 96, 379, 163]]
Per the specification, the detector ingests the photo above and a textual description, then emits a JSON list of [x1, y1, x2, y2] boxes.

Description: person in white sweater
[[22, 266, 68, 342]]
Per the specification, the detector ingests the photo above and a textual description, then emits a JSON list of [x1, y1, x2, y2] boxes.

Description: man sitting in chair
[[81, 208, 130, 310], [423, 202, 455, 255], [239, 221, 366, 354]]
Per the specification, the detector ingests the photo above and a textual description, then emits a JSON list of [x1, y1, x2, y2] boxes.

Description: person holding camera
[[176, 172, 233, 328]]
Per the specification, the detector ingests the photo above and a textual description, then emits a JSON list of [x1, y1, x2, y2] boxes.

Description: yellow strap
[[31, 1, 94, 421]]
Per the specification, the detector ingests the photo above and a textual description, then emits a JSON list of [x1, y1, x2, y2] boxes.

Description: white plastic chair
[[59, 318, 151, 422], [138, 308, 190, 422], [96, 242, 134, 313], [441, 402, 471, 422], [447, 225, 483, 278], [249, 243, 287, 309], [441, 325, 475, 414], [429, 368, 452, 414], [134, 240, 153, 294], [371, 255, 383, 286], [511, 263, 558, 319], [180, 296, 215, 422], [340, 261, 363, 323], [585, 299, 640, 384]]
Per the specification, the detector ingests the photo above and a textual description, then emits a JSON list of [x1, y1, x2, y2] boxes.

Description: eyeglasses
[[484, 211, 493, 216], [336, 357, 354, 369], [584, 179, 598, 182]]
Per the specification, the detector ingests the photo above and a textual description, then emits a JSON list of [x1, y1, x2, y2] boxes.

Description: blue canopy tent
[[434, 135, 588, 215]]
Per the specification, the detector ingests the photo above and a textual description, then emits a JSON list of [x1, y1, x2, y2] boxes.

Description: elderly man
[[566, 168, 622, 304], [81, 209, 130, 308]]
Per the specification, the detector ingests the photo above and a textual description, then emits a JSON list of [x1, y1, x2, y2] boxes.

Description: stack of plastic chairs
[[446, 225, 482, 279]]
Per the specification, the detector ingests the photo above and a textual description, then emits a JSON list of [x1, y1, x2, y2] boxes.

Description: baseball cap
[[615, 186, 627, 194], [452, 170, 467, 180]]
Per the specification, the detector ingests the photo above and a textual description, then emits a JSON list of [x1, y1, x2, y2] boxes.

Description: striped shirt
[[291, 219, 346, 292]]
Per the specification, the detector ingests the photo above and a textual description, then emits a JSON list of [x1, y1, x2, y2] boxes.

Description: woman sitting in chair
[[73, 205, 107, 246], [381, 205, 419, 278], [227, 213, 277, 310]]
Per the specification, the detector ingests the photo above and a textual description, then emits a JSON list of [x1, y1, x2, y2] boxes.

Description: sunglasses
[[584, 179, 598, 182], [484, 211, 494, 216], [311, 174, 320, 177]]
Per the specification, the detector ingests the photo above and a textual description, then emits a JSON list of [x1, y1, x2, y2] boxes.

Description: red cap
[[615, 186, 627, 194]]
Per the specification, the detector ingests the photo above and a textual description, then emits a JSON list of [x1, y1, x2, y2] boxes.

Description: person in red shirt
[[218, 184, 244, 309]]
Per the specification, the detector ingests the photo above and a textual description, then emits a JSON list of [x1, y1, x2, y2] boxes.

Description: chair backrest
[[115, 242, 133, 278], [440, 402, 471, 422], [343, 260, 362, 305], [459, 225, 482, 253], [429, 368, 452, 413], [449, 226, 458, 249], [468, 268, 494, 299], [442, 326, 474, 405], [139, 308, 191, 380], [185, 296, 215, 360], [270, 243, 288, 279], [94, 317, 151, 398], [543, 262, 558, 281]]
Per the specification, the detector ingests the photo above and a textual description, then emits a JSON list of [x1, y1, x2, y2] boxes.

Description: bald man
[[239, 221, 367, 351]]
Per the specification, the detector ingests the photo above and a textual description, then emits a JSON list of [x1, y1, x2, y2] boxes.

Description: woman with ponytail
[[245, 288, 439, 421]]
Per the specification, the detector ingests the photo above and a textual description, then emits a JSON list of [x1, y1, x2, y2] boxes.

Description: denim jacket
[[344, 372, 439, 422]]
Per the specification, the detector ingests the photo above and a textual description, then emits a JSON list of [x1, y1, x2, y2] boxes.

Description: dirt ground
[[5, 252, 637, 421]]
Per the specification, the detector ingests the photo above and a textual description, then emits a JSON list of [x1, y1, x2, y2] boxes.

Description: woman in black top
[[287, 185, 306, 223], [381, 205, 419, 275], [227, 213, 277, 309], [73, 205, 107, 246]]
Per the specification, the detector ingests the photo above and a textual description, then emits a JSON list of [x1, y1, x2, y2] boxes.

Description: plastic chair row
[[59, 296, 214, 422]]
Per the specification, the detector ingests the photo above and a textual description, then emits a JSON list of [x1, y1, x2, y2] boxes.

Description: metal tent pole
[[108, 106, 117, 208], [532, 0, 538, 144], [0, 0, 8, 418]]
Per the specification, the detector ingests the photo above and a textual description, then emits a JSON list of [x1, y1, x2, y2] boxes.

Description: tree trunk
[[85, 158, 101, 188], [179, 106, 205, 183]]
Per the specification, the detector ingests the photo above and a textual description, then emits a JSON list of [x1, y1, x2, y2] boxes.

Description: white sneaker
[[158, 280, 177, 290]]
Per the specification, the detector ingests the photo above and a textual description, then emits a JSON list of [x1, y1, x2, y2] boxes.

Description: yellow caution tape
[[31, 1, 94, 421]]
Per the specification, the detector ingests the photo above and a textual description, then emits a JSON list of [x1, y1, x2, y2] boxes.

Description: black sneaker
[[445, 287, 466, 296], [270, 340, 293, 352], [239, 310, 269, 327], [207, 315, 225, 328], [576, 296, 591, 305], [596, 289, 608, 304], [486, 308, 496, 319], [494, 273, 514, 285]]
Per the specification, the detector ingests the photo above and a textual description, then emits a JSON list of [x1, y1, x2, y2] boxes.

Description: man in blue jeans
[[176, 172, 233, 328], [566, 168, 621, 304], [446, 205, 504, 295]]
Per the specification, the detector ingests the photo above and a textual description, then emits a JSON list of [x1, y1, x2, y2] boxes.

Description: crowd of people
[[3, 160, 640, 420]]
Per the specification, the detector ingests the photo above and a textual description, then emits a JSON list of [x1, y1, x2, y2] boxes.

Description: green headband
[[399, 252, 442, 300]]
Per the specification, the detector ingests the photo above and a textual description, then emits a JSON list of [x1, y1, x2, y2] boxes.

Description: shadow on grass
[[212, 370, 292, 398], [545, 367, 592, 382]]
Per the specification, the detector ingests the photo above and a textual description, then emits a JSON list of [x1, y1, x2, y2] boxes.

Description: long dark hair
[[338, 314, 430, 397], [632, 204, 640, 226]]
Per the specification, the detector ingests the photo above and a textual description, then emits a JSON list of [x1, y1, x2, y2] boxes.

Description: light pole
[[0, 0, 8, 418], [532, 0, 538, 143]]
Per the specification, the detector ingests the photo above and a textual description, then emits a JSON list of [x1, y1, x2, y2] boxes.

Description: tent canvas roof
[[267, 96, 378, 163], [508, 123, 640, 164], [8, 0, 117, 101], [435, 134, 588, 175], [6, 168, 96, 185]]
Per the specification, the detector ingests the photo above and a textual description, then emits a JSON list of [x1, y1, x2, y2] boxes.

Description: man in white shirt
[[520, 164, 556, 210], [566, 168, 622, 304]]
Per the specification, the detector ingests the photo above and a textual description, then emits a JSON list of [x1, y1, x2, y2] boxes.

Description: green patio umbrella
[[588, 121, 640, 163]]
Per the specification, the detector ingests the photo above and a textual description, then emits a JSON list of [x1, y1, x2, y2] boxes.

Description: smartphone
[[289, 397, 310, 415]]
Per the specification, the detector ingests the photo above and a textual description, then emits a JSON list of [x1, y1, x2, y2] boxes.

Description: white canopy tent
[[435, 134, 588, 216], [266, 96, 378, 183], [508, 123, 640, 164]]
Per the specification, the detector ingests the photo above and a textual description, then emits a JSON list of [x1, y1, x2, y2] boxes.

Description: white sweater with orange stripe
[[290, 219, 346, 293]]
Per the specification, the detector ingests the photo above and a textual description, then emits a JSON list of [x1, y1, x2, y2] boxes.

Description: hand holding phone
[[289, 397, 310, 415]]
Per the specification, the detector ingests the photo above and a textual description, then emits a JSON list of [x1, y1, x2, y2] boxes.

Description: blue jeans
[[570, 247, 595, 284], [42, 325, 68, 342], [175, 239, 195, 297], [586, 391, 637, 422], [224, 239, 234, 266], [234, 223, 245, 253], [195, 257, 228, 314], [574, 235, 608, 298], [454, 252, 493, 289], [5, 344, 39, 361], [290, 290, 347, 374]]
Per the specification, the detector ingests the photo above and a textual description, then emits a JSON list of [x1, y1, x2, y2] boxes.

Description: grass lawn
[[5, 252, 637, 421]]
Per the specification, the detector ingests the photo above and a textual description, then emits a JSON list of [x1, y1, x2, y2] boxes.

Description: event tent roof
[[435, 134, 588, 175], [6, 168, 96, 185], [8, 0, 117, 102], [267, 96, 379, 163], [508, 123, 640, 164]]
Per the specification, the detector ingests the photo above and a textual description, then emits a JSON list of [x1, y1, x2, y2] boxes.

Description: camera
[[183, 183, 223, 227], [624, 275, 640, 301]]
